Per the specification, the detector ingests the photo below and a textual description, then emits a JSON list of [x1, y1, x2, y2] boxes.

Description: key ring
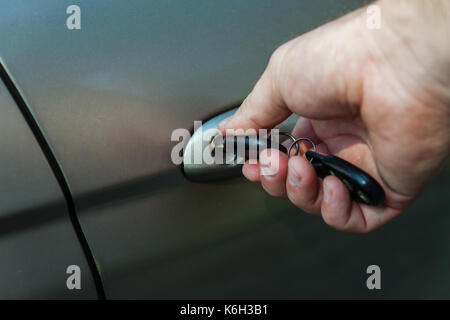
[[278, 131, 299, 155], [287, 137, 317, 162]]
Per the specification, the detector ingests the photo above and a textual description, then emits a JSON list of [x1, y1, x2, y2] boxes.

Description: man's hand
[[219, 0, 450, 233]]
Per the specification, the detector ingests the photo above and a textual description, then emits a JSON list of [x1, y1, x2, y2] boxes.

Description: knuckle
[[287, 189, 320, 215], [261, 181, 283, 198], [323, 211, 371, 234], [322, 209, 341, 228], [237, 95, 251, 115], [240, 94, 259, 125], [268, 47, 283, 69], [268, 42, 290, 69]]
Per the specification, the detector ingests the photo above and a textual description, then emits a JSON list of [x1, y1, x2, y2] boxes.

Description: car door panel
[[0, 76, 97, 299]]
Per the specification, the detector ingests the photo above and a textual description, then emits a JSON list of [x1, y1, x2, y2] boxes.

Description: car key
[[305, 150, 385, 206], [217, 134, 385, 206], [218, 135, 287, 161]]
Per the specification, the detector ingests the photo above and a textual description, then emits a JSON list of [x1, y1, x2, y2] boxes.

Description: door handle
[[182, 108, 298, 182]]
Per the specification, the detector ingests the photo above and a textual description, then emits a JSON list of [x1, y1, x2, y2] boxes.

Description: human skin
[[219, 0, 450, 233]]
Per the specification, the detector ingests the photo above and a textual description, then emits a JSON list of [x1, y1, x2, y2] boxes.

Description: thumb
[[219, 40, 294, 132], [219, 8, 365, 132]]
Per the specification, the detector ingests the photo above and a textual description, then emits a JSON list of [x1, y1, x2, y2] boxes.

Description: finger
[[321, 176, 402, 233], [218, 41, 295, 132], [286, 155, 323, 214], [282, 117, 326, 154], [242, 162, 260, 183], [259, 148, 289, 198], [291, 117, 321, 143], [219, 11, 364, 132], [321, 176, 353, 230]]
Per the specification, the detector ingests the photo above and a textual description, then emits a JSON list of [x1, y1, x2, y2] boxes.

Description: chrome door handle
[[182, 108, 298, 182]]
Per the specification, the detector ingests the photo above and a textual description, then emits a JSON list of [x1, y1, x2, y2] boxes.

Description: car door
[[0, 66, 98, 299], [1, 0, 449, 299]]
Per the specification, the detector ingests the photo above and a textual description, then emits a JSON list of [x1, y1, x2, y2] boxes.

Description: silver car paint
[[0, 77, 97, 299]]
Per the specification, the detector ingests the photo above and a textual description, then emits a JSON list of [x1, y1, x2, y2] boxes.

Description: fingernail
[[260, 164, 275, 178], [218, 116, 232, 130], [323, 182, 332, 204], [287, 165, 301, 186], [260, 155, 275, 178]]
